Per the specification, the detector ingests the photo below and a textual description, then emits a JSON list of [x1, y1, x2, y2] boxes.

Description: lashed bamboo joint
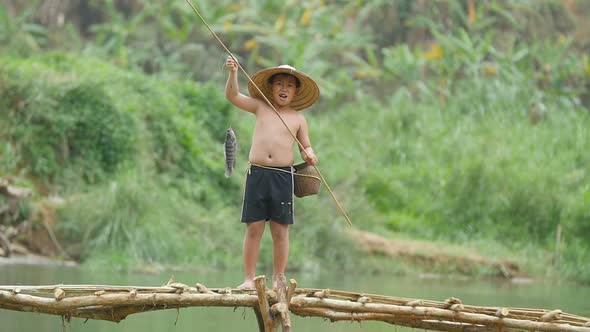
[[1, 276, 589, 332]]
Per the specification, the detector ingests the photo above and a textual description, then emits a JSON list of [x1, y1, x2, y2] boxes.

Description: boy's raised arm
[[225, 56, 259, 113]]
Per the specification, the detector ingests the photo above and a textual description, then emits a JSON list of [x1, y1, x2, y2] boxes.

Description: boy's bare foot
[[236, 280, 255, 290]]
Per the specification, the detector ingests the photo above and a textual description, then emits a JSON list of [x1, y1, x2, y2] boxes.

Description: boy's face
[[270, 74, 298, 107]]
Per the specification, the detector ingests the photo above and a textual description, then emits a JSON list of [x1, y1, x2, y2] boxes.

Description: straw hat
[[247, 65, 320, 111]]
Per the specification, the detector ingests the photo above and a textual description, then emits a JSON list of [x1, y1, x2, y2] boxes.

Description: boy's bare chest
[[256, 112, 299, 133]]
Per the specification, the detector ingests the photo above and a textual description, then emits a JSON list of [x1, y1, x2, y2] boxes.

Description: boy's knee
[[269, 221, 289, 240], [245, 221, 265, 238]]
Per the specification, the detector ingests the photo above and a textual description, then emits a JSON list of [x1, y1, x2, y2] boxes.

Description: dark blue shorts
[[241, 165, 294, 225]]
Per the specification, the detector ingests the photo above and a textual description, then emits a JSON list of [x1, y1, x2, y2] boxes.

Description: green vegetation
[[1, 0, 589, 283]]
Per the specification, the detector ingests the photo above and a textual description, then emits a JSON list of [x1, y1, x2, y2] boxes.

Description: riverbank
[[348, 229, 522, 279], [2, 225, 531, 283], [0, 254, 77, 267]]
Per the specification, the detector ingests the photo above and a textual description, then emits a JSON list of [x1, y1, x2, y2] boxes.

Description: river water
[[1, 263, 589, 332]]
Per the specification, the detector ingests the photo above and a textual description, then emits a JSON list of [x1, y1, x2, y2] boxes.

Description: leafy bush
[[58, 83, 136, 179], [0, 54, 239, 201], [0, 71, 136, 183]]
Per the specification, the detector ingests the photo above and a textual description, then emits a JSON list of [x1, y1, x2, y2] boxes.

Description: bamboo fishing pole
[[184, 0, 353, 226]]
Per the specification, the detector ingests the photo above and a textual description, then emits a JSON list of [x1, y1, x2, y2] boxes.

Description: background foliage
[[1, 0, 589, 282]]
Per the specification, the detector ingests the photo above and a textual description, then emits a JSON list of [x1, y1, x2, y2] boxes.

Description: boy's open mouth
[[279, 93, 288, 99]]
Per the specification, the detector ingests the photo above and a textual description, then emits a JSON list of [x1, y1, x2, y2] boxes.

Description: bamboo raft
[[1, 275, 589, 332]]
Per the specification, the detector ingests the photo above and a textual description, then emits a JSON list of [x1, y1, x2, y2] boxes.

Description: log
[[312, 290, 330, 299], [406, 299, 424, 307], [286, 279, 296, 304], [450, 303, 464, 312], [290, 297, 590, 332], [0, 289, 259, 322], [271, 274, 291, 332], [195, 283, 215, 294], [292, 307, 509, 332], [1, 280, 590, 332], [0, 179, 32, 199], [6, 282, 572, 326], [496, 307, 510, 318], [540, 309, 562, 322], [254, 276, 275, 332], [357, 296, 371, 304]]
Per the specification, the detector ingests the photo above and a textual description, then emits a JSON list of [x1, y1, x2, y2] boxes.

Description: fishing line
[[185, 0, 352, 226]]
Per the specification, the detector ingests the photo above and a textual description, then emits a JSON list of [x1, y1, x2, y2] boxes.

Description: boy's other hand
[[226, 55, 238, 73], [302, 147, 318, 166]]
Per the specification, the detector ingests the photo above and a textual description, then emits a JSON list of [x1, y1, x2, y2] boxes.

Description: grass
[[310, 80, 590, 281]]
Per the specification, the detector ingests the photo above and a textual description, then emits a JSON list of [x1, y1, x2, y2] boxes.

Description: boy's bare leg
[[237, 220, 265, 290], [269, 221, 289, 289]]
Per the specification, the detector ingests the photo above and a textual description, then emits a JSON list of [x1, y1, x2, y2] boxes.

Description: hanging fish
[[224, 127, 237, 177]]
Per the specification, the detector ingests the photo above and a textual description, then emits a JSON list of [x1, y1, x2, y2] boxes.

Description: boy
[[225, 55, 319, 289]]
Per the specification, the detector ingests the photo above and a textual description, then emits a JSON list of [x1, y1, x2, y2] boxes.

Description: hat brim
[[247, 65, 320, 111]]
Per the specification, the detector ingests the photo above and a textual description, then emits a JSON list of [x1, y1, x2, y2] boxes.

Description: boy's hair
[[268, 73, 301, 88]]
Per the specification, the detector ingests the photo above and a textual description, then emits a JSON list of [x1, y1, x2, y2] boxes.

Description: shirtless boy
[[225, 56, 319, 289]]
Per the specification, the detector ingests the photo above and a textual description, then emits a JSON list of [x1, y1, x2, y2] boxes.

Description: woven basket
[[293, 162, 321, 198]]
